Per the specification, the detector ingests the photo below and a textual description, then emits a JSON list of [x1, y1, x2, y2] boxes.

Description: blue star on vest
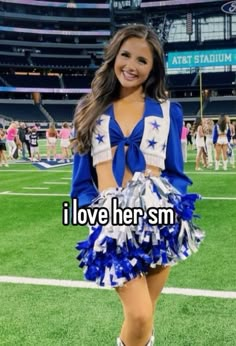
[[150, 120, 160, 130], [96, 133, 105, 143], [147, 138, 157, 149], [96, 117, 103, 126]]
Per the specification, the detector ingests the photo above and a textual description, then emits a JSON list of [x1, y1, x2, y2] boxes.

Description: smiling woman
[[71, 24, 204, 346], [114, 37, 153, 90]]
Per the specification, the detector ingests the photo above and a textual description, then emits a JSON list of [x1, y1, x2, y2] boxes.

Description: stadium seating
[[0, 102, 49, 122], [1, 74, 61, 88], [41, 102, 77, 122], [178, 100, 201, 117], [63, 75, 93, 88], [167, 73, 197, 87], [204, 97, 236, 116]]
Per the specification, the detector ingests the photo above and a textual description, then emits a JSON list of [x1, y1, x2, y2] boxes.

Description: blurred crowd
[[0, 121, 75, 167], [181, 115, 236, 171], [1, 116, 235, 171]]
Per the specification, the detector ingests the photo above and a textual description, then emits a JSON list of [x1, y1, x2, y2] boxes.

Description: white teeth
[[122, 71, 137, 80]]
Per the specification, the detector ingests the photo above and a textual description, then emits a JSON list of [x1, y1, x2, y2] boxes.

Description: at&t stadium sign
[[167, 49, 236, 68]]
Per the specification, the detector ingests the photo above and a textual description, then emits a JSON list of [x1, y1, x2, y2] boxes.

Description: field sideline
[[0, 147, 236, 345]]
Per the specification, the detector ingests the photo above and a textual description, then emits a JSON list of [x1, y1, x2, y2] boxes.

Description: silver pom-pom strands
[[76, 172, 204, 288]]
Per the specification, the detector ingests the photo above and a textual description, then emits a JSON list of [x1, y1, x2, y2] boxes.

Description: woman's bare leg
[[116, 267, 170, 346], [215, 144, 221, 170], [202, 150, 208, 167], [195, 147, 204, 170], [52, 145, 57, 160], [222, 144, 228, 170], [215, 144, 221, 161], [116, 276, 153, 346], [46, 146, 50, 159], [146, 266, 171, 313], [222, 144, 228, 161]]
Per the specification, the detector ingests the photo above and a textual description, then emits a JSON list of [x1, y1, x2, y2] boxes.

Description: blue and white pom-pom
[[76, 173, 204, 287]]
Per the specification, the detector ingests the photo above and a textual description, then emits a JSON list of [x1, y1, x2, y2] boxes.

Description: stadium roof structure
[[0, 0, 235, 123], [0, 0, 235, 73]]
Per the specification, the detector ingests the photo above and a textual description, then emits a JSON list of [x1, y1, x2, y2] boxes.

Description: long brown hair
[[192, 117, 202, 134], [48, 122, 57, 137], [218, 114, 227, 133], [74, 24, 167, 154]]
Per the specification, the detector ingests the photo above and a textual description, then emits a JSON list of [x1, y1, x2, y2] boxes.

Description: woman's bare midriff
[[95, 146, 161, 191]]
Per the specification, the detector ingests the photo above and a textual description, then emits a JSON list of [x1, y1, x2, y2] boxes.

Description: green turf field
[[0, 145, 235, 345]]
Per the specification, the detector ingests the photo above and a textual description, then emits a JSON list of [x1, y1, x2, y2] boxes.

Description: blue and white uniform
[[213, 124, 231, 145], [71, 97, 204, 287]]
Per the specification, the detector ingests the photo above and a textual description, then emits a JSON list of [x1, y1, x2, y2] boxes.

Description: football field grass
[[0, 146, 235, 345]]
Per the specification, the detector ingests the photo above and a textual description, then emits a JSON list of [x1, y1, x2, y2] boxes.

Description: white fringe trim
[[143, 154, 165, 169], [92, 149, 112, 166]]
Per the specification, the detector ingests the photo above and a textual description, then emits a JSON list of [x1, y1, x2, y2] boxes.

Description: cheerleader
[[193, 118, 208, 171], [71, 24, 204, 346], [226, 116, 235, 168], [205, 118, 214, 167], [213, 114, 231, 171]]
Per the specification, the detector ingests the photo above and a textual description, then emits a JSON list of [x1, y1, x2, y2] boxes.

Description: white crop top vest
[[91, 98, 170, 171]]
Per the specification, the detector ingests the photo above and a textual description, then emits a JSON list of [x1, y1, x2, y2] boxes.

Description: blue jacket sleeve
[[161, 102, 192, 194], [213, 125, 218, 145], [227, 127, 231, 143], [71, 151, 99, 207]]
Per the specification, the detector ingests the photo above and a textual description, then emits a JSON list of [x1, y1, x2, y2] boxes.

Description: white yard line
[[0, 191, 68, 196], [23, 187, 49, 190], [43, 182, 69, 185], [0, 276, 235, 299], [33, 162, 72, 169], [203, 196, 236, 200]]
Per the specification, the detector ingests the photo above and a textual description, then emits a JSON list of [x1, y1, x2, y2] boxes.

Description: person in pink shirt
[[181, 121, 189, 163], [46, 122, 58, 161], [58, 122, 71, 163], [6, 122, 17, 160]]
